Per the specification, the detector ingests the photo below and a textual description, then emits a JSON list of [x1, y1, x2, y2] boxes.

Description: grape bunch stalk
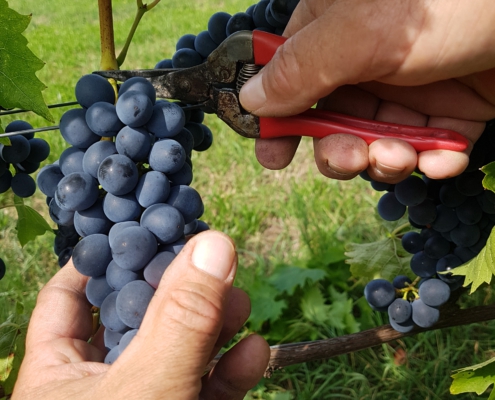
[[362, 120, 495, 332]]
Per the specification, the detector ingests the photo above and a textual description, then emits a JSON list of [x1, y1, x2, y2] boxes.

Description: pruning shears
[[94, 30, 469, 153]]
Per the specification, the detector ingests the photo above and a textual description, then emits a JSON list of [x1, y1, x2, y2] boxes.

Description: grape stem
[[116, 0, 161, 67], [207, 298, 495, 378]]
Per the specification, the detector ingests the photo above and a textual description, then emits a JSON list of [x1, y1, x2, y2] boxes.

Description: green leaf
[[268, 265, 327, 295], [0, 1, 52, 121], [300, 286, 331, 324], [14, 195, 52, 247], [345, 225, 412, 282], [482, 162, 495, 192], [450, 227, 495, 293], [247, 280, 287, 331], [451, 357, 495, 397]]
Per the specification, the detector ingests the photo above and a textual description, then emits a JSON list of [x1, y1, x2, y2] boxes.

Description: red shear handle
[[253, 30, 287, 65], [259, 109, 469, 152]]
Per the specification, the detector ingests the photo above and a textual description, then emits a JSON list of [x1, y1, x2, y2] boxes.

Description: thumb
[[239, 0, 422, 117], [106, 231, 237, 399]]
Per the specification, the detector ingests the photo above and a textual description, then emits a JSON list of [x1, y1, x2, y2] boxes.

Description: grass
[[1, 0, 495, 399]]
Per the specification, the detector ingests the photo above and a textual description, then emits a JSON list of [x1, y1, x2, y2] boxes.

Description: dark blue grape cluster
[[361, 121, 495, 332], [38, 74, 211, 362], [0, 120, 50, 198], [154, 0, 299, 69]]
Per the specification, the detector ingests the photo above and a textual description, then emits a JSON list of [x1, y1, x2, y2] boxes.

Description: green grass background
[[1, 0, 494, 398]]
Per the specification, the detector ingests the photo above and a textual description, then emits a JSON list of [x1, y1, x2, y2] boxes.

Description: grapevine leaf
[[247, 280, 287, 331], [450, 357, 495, 396], [482, 162, 495, 192], [300, 286, 331, 325], [14, 195, 52, 247], [345, 236, 412, 281], [450, 227, 495, 294], [0, 0, 53, 121], [268, 265, 327, 295]]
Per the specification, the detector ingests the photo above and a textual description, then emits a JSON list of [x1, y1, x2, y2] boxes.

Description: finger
[[106, 231, 237, 398], [200, 335, 270, 400], [368, 138, 418, 183], [418, 117, 485, 179], [26, 259, 92, 348], [255, 136, 301, 169], [313, 134, 369, 180], [317, 85, 380, 119]]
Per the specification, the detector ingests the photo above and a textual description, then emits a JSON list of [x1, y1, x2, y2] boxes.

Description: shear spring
[[236, 64, 261, 92]]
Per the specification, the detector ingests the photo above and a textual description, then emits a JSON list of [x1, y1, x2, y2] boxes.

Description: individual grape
[[401, 232, 423, 254], [194, 31, 218, 58], [140, 203, 185, 244], [377, 192, 406, 221], [455, 170, 484, 197], [450, 223, 480, 247], [185, 122, 205, 148], [394, 175, 427, 206], [370, 180, 392, 192], [264, 3, 286, 28], [104, 328, 126, 351], [207, 12, 231, 44], [420, 228, 439, 242], [168, 162, 193, 186], [388, 298, 412, 324], [11, 173, 36, 198], [184, 219, 198, 235], [85, 102, 124, 137], [424, 236, 451, 259], [118, 329, 139, 353], [75, 74, 115, 108], [392, 275, 412, 289], [271, 0, 298, 22], [119, 77, 156, 104], [252, 0, 272, 30], [410, 251, 437, 278], [389, 317, 415, 333], [149, 139, 186, 174], [57, 247, 73, 268], [439, 183, 467, 208], [82, 140, 117, 178], [59, 146, 85, 176], [194, 220, 210, 234], [226, 12, 255, 36], [453, 246, 477, 263], [0, 159, 7, 177], [364, 279, 396, 309], [431, 205, 458, 232], [176, 33, 196, 50], [49, 198, 75, 226], [108, 221, 140, 248], [106, 260, 141, 291], [456, 197, 483, 225], [469, 231, 490, 253], [0, 258, 6, 280], [1, 135, 30, 163], [36, 164, 64, 197], [15, 160, 40, 174], [135, 171, 170, 208], [102, 192, 141, 223], [54, 233, 79, 255], [246, 3, 256, 16], [74, 199, 113, 237], [196, 124, 214, 152], [418, 279, 451, 307], [408, 199, 437, 226], [115, 126, 152, 162], [104, 346, 121, 365], [0, 170, 12, 194], [98, 154, 139, 196], [411, 299, 440, 328], [116, 281, 155, 329], [154, 58, 173, 69], [55, 171, 99, 212], [86, 275, 114, 307], [25, 138, 50, 163], [72, 234, 112, 277], [5, 120, 34, 139], [111, 226, 158, 271], [116, 90, 153, 128], [189, 108, 205, 124], [172, 128, 194, 155], [477, 191, 495, 214], [59, 108, 100, 149], [436, 254, 463, 284], [172, 48, 203, 68], [144, 251, 176, 289], [166, 185, 203, 224], [147, 101, 185, 138], [100, 291, 129, 332], [159, 237, 187, 255]]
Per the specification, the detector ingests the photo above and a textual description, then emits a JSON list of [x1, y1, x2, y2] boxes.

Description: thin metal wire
[[0, 101, 79, 116]]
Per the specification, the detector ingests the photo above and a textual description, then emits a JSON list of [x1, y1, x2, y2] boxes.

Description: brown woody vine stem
[[98, 0, 118, 71], [207, 302, 495, 378]]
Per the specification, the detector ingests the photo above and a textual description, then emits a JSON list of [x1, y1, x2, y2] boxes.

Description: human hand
[[12, 231, 270, 400], [240, 0, 495, 183]]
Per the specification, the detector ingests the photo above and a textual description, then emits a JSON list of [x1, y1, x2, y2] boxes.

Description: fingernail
[[375, 162, 404, 176], [191, 233, 235, 280], [327, 161, 354, 177], [239, 71, 266, 112]]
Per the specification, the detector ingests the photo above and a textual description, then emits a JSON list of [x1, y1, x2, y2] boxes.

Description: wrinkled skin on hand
[[13, 231, 270, 400], [240, 0, 495, 183]]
